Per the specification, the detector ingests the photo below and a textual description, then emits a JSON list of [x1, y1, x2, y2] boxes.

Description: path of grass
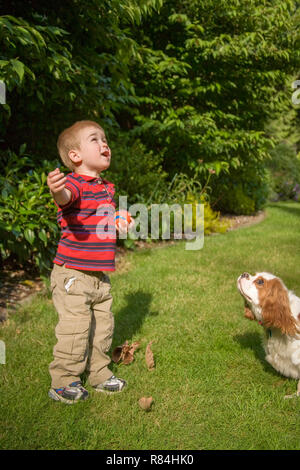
[[1, 202, 300, 450]]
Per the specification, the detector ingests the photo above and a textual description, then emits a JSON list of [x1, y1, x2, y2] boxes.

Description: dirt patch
[[0, 269, 43, 322], [221, 210, 266, 231], [0, 211, 266, 322]]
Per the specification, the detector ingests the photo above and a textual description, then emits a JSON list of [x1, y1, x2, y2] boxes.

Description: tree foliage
[[127, 0, 300, 210], [0, 0, 162, 158], [0, 0, 299, 268]]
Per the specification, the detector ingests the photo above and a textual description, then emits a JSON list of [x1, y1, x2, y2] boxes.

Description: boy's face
[[70, 125, 111, 175]]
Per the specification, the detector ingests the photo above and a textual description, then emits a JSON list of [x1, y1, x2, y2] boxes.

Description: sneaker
[[94, 375, 127, 394], [48, 381, 89, 404]]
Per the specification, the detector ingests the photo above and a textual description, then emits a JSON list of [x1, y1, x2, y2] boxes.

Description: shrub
[[212, 164, 269, 215], [216, 183, 256, 215], [106, 134, 167, 204], [0, 148, 59, 272], [266, 142, 300, 201], [203, 201, 230, 235], [146, 172, 229, 239]]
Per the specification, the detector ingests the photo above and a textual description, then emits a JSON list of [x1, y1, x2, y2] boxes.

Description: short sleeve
[[55, 173, 81, 208]]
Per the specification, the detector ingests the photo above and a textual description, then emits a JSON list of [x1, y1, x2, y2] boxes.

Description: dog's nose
[[241, 272, 250, 279]]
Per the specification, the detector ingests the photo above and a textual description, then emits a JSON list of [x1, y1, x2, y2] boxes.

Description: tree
[[0, 0, 163, 161], [126, 0, 300, 212]]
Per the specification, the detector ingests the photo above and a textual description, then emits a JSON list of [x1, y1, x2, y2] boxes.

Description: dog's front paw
[[244, 306, 255, 321]]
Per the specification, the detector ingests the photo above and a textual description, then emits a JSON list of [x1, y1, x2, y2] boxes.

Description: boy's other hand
[[117, 216, 135, 235], [47, 168, 71, 205], [47, 168, 67, 194]]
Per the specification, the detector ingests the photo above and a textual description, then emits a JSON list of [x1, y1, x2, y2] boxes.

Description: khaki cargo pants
[[49, 263, 114, 388]]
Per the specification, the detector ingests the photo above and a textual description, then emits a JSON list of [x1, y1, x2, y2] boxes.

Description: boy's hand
[[47, 168, 67, 193], [47, 168, 71, 205], [117, 216, 135, 235]]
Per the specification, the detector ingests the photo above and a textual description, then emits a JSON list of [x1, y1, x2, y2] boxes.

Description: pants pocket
[[54, 317, 90, 361]]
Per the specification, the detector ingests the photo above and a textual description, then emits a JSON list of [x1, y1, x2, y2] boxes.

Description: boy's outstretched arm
[[47, 168, 72, 206]]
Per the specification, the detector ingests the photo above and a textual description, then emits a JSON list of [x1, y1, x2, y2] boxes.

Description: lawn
[[1, 202, 300, 450]]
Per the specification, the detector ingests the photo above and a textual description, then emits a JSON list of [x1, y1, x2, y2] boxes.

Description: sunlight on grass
[[1, 202, 300, 450]]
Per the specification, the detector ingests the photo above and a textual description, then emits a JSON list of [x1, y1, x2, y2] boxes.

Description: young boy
[[47, 120, 130, 404]]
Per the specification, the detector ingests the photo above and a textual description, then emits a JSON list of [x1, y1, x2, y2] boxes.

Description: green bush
[[212, 164, 270, 215], [106, 133, 167, 204], [0, 148, 59, 272], [216, 183, 256, 215], [129, 0, 299, 214], [266, 142, 300, 201], [146, 172, 229, 239]]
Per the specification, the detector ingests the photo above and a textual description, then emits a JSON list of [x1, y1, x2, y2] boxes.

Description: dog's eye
[[256, 279, 264, 285]]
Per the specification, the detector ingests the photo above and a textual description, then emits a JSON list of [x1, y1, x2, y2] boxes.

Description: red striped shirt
[[53, 172, 116, 271]]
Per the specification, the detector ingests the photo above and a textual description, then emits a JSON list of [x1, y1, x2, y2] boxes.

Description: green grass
[[1, 202, 300, 450]]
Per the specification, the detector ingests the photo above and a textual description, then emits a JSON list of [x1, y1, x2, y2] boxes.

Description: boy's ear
[[68, 149, 82, 165]]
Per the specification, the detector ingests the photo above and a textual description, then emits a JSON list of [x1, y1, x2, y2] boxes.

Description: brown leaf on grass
[[112, 345, 123, 363], [129, 341, 140, 354], [138, 396, 153, 411], [145, 340, 155, 370], [112, 340, 140, 364], [119, 340, 132, 364]]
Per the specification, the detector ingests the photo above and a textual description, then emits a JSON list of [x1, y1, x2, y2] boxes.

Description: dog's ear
[[262, 278, 298, 336], [244, 306, 255, 321]]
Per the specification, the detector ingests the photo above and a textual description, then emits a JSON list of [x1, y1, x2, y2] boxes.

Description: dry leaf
[[112, 345, 123, 363], [138, 396, 153, 411], [120, 340, 131, 364], [112, 340, 140, 364], [145, 340, 155, 370], [124, 341, 140, 364]]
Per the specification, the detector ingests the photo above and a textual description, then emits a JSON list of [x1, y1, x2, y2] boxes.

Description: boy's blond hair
[[57, 120, 104, 170]]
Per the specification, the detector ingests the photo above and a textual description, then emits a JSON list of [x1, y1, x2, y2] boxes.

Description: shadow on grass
[[112, 290, 158, 347], [233, 331, 280, 378], [269, 201, 300, 218]]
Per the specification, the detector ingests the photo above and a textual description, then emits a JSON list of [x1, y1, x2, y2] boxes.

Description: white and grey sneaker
[[94, 375, 127, 394]]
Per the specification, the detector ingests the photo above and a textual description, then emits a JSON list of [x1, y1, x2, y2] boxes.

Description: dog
[[237, 272, 300, 398]]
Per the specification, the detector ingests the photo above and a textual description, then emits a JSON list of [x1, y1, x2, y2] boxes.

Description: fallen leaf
[[112, 340, 140, 364], [123, 341, 140, 364], [145, 340, 155, 370], [112, 345, 123, 363], [121, 341, 134, 365], [138, 396, 153, 411], [129, 341, 140, 353]]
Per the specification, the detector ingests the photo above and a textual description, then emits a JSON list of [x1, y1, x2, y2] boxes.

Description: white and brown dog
[[237, 272, 300, 398]]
